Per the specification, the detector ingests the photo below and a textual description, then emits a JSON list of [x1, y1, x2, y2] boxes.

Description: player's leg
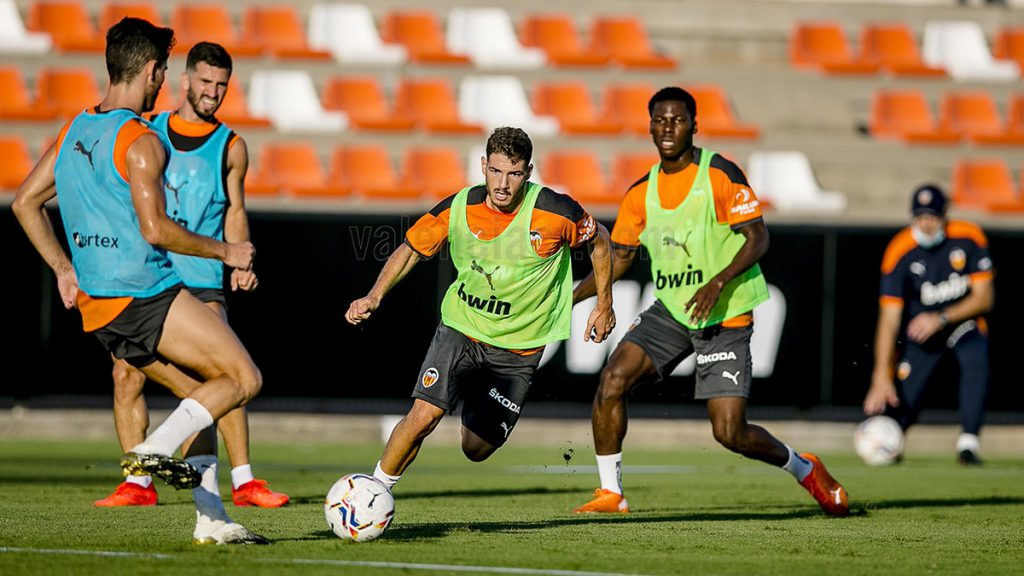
[[459, 344, 540, 461], [952, 328, 989, 464], [95, 359, 157, 507], [889, 343, 943, 431]]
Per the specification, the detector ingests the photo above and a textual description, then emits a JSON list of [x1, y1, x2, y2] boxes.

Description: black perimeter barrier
[[2, 206, 1022, 420]]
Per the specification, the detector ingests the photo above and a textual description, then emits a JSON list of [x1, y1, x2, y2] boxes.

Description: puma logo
[[722, 370, 740, 386], [164, 178, 188, 206], [500, 422, 512, 438], [74, 139, 99, 170], [662, 230, 692, 257], [471, 259, 500, 291]]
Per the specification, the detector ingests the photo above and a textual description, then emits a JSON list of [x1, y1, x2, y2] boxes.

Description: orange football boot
[[94, 481, 158, 507], [231, 479, 290, 508], [798, 453, 849, 516], [573, 488, 630, 513]]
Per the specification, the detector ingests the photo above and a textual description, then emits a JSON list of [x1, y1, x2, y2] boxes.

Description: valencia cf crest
[[421, 367, 439, 388]]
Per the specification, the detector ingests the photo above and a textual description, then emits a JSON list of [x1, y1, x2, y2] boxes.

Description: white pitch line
[[0, 547, 652, 576]]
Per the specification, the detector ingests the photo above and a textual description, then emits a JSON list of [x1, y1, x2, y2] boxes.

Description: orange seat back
[[323, 76, 391, 117], [332, 146, 401, 189], [260, 143, 328, 189], [0, 137, 34, 190], [869, 90, 939, 137], [940, 91, 1003, 136], [403, 147, 466, 197], [533, 82, 600, 122], [592, 16, 656, 59], [381, 11, 448, 56], [100, 2, 163, 29], [952, 159, 1017, 207], [242, 6, 310, 52], [603, 82, 656, 134], [28, 1, 102, 50], [37, 68, 102, 117], [790, 22, 854, 67]]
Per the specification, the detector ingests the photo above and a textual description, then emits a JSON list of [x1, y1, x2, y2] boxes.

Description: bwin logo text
[[457, 283, 512, 315], [656, 265, 703, 289]]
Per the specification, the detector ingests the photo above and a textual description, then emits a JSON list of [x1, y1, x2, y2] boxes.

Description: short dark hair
[[105, 17, 175, 85], [186, 42, 233, 75], [485, 127, 533, 165], [648, 86, 697, 120]]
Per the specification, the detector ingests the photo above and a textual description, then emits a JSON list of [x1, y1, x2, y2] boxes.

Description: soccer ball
[[324, 473, 395, 542], [854, 415, 905, 466]]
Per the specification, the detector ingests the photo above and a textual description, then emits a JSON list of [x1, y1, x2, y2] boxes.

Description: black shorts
[[412, 323, 542, 448], [188, 287, 226, 306], [620, 299, 754, 399], [92, 285, 184, 368]]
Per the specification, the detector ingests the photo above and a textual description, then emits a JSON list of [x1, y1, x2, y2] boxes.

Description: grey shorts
[[188, 287, 225, 306], [620, 299, 753, 399], [412, 323, 542, 447], [92, 284, 185, 368]]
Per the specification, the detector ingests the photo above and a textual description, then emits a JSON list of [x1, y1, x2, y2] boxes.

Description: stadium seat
[[27, 1, 104, 52], [0, 67, 56, 120], [610, 152, 658, 195], [686, 84, 760, 140], [590, 16, 677, 69], [923, 20, 1019, 81], [151, 82, 178, 114], [603, 82, 657, 136], [541, 151, 621, 205], [395, 78, 482, 134], [0, 0, 52, 53], [322, 76, 415, 132], [861, 23, 945, 77], [520, 14, 610, 67], [402, 147, 467, 199], [99, 2, 163, 29], [951, 158, 1024, 212], [255, 142, 347, 198], [381, 10, 470, 65], [36, 68, 101, 118], [331, 146, 419, 200], [458, 76, 559, 136], [868, 90, 959, 144], [309, 3, 407, 66], [0, 136, 33, 192], [215, 78, 272, 129], [532, 82, 621, 135], [170, 6, 261, 57], [994, 27, 1024, 70], [939, 91, 1024, 146], [789, 22, 879, 74], [1008, 93, 1024, 135], [242, 6, 331, 60], [746, 151, 846, 214], [447, 7, 545, 69], [248, 70, 346, 132]]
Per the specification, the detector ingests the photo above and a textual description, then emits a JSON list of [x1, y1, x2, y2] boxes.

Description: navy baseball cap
[[911, 184, 948, 216]]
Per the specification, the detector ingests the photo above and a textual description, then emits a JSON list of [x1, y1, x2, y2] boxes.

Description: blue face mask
[[912, 224, 945, 249]]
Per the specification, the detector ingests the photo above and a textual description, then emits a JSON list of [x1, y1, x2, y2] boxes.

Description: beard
[[186, 88, 219, 121]]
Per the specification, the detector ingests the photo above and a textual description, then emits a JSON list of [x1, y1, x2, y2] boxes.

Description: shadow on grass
[[864, 495, 1024, 510], [288, 485, 580, 505]]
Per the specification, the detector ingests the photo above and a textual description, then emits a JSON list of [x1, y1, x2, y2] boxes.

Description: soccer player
[[94, 42, 288, 509], [346, 127, 615, 491], [572, 87, 849, 516], [864, 184, 994, 465], [12, 18, 267, 544]]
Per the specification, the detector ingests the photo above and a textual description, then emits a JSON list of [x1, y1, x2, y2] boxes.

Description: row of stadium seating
[[869, 90, 1024, 144], [1, 1, 676, 69]]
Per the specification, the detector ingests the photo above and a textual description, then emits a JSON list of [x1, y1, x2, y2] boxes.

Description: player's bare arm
[[573, 244, 636, 304], [906, 276, 994, 344], [345, 243, 422, 325], [128, 132, 254, 270], [685, 220, 769, 324], [865, 303, 903, 414], [12, 142, 78, 309], [583, 222, 616, 343], [224, 137, 257, 291]]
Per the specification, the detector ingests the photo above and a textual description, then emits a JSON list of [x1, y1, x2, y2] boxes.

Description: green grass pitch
[[1, 438, 1022, 575]]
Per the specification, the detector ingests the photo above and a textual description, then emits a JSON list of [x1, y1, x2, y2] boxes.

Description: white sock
[[187, 454, 231, 536], [125, 474, 152, 488], [131, 398, 214, 457], [231, 464, 254, 490], [373, 460, 401, 490], [956, 433, 980, 453], [596, 452, 623, 495], [782, 446, 813, 482]]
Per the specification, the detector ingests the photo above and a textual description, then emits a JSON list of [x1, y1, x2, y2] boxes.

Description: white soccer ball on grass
[[854, 415, 905, 466], [324, 473, 395, 542]]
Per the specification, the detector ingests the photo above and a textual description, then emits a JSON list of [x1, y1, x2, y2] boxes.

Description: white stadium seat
[[458, 76, 559, 137], [309, 3, 407, 66], [0, 0, 52, 54], [923, 20, 1019, 82], [746, 151, 847, 215], [248, 70, 348, 132], [447, 7, 546, 69]]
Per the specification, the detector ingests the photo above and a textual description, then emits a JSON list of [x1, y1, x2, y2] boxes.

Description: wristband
[[938, 311, 949, 327]]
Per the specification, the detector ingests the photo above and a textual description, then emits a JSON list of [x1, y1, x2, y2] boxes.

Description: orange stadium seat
[[99, 2, 163, 29], [36, 68, 101, 118], [402, 147, 467, 199], [541, 150, 620, 205], [610, 152, 658, 195], [255, 142, 347, 198], [939, 91, 1024, 145], [861, 23, 945, 77], [170, 5, 261, 57], [0, 136, 33, 192], [520, 14, 610, 67], [151, 82, 178, 114], [590, 16, 676, 69], [532, 82, 621, 135], [685, 84, 760, 140], [951, 158, 1024, 212], [322, 76, 415, 132], [1008, 94, 1024, 135], [242, 6, 331, 60], [242, 161, 279, 197], [868, 90, 959, 143], [27, 1, 105, 52], [994, 27, 1024, 70], [790, 22, 879, 74], [380, 10, 470, 64], [603, 82, 657, 136], [331, 146, 419, 200], [0, 67, 56, 120], [395, 78, 482, 134], [216, 78, 271, 128]]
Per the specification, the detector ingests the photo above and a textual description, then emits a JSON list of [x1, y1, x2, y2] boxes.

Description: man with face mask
[[864, 184, 995, 465]]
